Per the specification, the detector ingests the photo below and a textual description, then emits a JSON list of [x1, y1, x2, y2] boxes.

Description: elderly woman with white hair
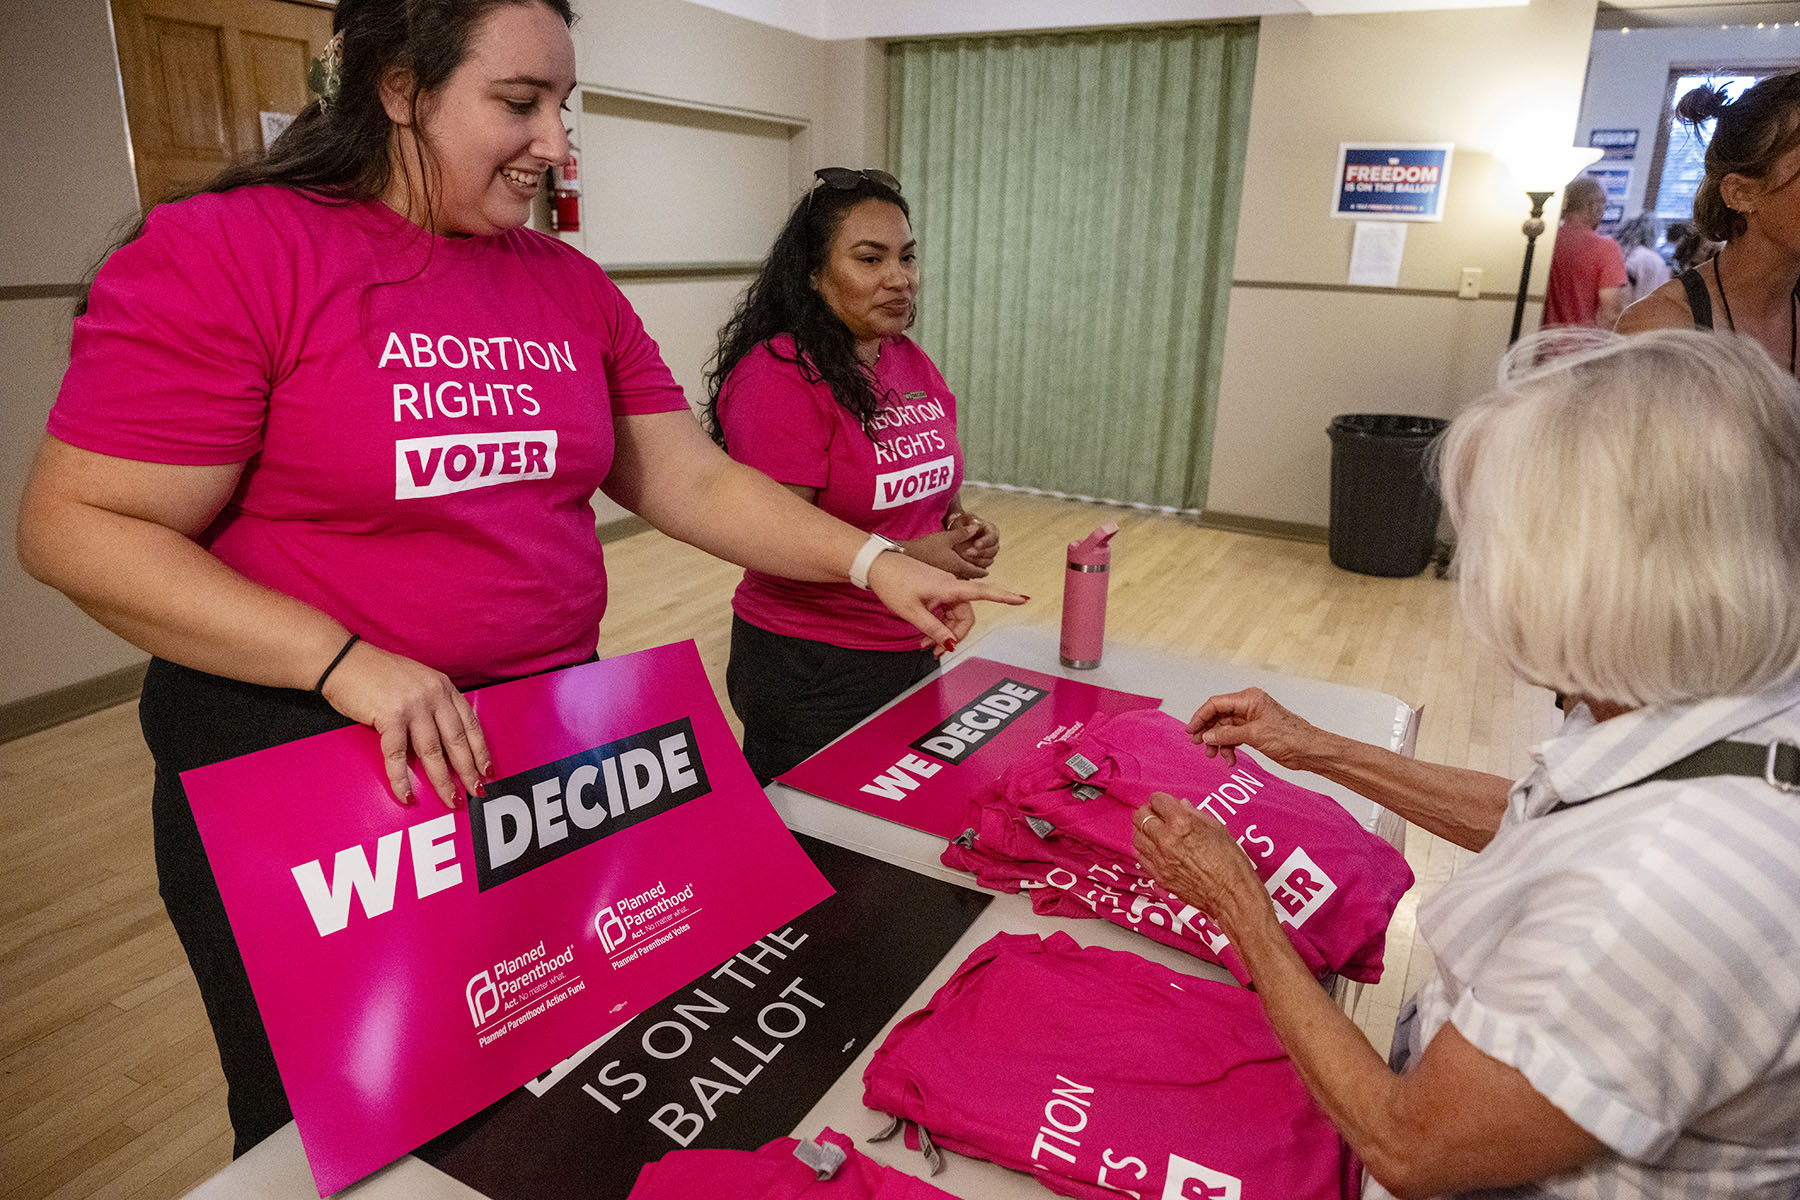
[[1133, 328, 1800, 1199]]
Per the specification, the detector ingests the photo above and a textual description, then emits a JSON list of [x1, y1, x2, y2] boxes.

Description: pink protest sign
[[182, 641, 832, 1195], [776, 657, 1161, 838]]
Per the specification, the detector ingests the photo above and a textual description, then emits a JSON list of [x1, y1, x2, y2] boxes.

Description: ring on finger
[[1139, 812, 1158, 832]]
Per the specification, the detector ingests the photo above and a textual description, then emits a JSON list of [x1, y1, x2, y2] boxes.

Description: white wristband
[[849, 533, 900, 590]]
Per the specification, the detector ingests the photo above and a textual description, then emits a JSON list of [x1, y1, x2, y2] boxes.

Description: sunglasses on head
[[812, 167, 902, 193]]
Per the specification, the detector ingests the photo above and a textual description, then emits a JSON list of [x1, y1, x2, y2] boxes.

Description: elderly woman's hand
[[1187, 687, 1330, 770], [1132, 791, 1265, 924]]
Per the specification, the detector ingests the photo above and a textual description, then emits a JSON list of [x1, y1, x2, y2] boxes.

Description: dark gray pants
[[726, 615, 938, 785]]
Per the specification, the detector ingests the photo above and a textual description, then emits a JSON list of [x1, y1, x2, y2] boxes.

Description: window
[[1645, 70, 1781, 225]]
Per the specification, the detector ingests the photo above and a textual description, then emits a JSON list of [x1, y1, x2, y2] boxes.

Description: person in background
[[1662, 220, 1721, 274], [1671, 226, 1724, 273], [1135, 329, 1800, 1198], [702, 169, 1001, 784], [1541, 174, 1629, 329], [1616, 213, 1671, 304], [1620, 72, 1800, 375], [15, 0, 1020, 1155]]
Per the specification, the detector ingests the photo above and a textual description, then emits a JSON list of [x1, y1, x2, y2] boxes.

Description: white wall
[[2, 0, 148, 707], [1206, 0, 1599, 530], [1578, 23, 1800, 219]]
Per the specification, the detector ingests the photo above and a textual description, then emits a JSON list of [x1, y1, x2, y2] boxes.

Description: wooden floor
[[0, 486, 1557, 1199]]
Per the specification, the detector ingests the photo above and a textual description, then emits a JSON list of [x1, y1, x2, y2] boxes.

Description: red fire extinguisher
[[550, 143, 581, 233]]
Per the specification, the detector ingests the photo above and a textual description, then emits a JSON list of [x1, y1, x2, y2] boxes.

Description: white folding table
[[184, 627, 1416, 1199]]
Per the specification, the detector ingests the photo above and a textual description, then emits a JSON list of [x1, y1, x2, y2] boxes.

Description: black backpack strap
[[1647, 737, 1800, 789], [1547, 737, 1800, 814], [1678, 268, 1713, 330]]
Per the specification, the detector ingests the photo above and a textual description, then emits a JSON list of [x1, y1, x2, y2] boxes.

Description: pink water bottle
[[1060, 523, 1117, 669]]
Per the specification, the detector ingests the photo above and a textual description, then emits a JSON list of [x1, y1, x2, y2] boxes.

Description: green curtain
[[889, 24, 1257, 511]]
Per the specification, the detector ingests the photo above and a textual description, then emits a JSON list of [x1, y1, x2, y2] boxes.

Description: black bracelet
[[312, 633, 361, 694]]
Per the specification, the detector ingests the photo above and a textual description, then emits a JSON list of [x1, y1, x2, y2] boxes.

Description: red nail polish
[[473, 782, 487, 798], [944, 638, 958, 652]]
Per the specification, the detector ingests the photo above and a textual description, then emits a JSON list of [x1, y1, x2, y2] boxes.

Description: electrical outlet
[[1457, 267, 1482, 300]]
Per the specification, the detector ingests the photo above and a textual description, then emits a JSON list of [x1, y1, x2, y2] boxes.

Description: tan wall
[[1207, 0, 1599, 528], [3, 0, 148, 707]]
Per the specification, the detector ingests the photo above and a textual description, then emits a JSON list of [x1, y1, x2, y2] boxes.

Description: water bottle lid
[[1067, 522, 1118, 565]]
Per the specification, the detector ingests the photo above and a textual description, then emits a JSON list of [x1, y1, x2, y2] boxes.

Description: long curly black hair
[[702, 176, 911, 450]]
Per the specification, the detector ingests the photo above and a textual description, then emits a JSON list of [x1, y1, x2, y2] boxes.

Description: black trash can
[[1326, 414, 1449, 578]]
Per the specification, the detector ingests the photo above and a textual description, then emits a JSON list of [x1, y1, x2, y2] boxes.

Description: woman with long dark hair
[[702, 170, 1001, 783], [1620, 72, 1800, 371], [17, 2, 1018, 1152]]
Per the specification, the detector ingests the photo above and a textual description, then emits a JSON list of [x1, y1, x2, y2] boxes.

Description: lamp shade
[[1495, 143, 1605, 196]]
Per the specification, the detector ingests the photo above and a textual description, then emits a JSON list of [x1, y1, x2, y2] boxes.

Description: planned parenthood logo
[[466, 969, 500, 1027], [591, 879, 699, 965], [593, 903, 626, 953]]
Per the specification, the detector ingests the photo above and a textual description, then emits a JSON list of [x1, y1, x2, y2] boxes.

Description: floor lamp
[[1495, 145, 1604, 345], [1508, 191, 1554, 344]]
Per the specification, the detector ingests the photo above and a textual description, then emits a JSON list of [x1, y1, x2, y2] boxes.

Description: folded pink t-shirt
[[863, 931, 1361, 1200], [627, 1127, 955, 1199], [943, 708, 1413, 983]]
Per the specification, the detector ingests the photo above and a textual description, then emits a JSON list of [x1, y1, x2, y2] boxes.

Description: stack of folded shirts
[[863, 931, 1361, 1200], [628, 1127, 956, 1199], [940, 708, 1413, 984]]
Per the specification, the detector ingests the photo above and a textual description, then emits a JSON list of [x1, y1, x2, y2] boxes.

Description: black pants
[[726, 615, 939, 784], [140, 657, 355, 1156]]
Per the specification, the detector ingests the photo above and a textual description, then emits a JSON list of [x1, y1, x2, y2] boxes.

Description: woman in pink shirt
[[16, 0, 1018, 1154], [704, 170, 1002, 782]]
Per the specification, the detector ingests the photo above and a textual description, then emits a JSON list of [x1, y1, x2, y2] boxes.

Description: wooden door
[[110, 0, 334, 209]]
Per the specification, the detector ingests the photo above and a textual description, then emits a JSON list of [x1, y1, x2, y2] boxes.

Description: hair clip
[[308, 30, 344, 109]]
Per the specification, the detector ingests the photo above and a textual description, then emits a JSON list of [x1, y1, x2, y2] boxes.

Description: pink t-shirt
[[717, 336, 963, 651], [941, 709, 1414, 984], [863, 932, 1361, 1200], [49, 187, 688, 686], [1542, 223, 1629, 328], [628, 1128, 956, 1199]]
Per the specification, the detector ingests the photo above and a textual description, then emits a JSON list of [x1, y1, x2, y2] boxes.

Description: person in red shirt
[[1542, 175, 1629, 329]]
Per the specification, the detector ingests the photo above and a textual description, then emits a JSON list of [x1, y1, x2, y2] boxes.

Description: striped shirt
[[1382, 679, 1800, 1199]]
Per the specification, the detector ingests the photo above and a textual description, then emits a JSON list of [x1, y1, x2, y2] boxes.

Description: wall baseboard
[[1197, 509, 1329, 545], [1, 661, 149, 744]]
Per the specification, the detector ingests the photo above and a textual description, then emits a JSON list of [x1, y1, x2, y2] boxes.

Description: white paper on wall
[[1348, 221, 1406, 288], [260, 111, 295, 149]]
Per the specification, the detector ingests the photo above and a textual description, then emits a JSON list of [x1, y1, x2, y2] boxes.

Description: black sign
[[470, 717, 711, 890], [906, 677, 1045, 766], [418, 836, 992, 1199]]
